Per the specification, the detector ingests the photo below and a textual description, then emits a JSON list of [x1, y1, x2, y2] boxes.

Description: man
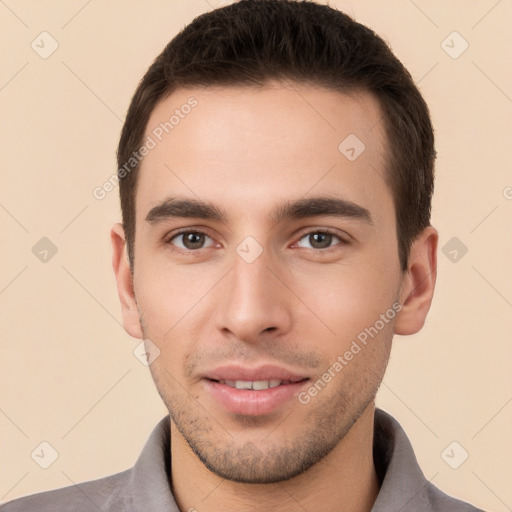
[[1, 1, 484, 511]]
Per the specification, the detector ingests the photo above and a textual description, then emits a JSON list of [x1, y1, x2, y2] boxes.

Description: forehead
[[136, 82, 391, 224]]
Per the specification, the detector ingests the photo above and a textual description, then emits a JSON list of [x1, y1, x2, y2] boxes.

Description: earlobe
[[110, 223, 143, 339], [394, 226, 438, 336]]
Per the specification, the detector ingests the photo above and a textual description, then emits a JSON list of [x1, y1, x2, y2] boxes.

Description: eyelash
[[293, 229, 350, 248], [164, 228, 350, 253], [164, 229, 217, 253]]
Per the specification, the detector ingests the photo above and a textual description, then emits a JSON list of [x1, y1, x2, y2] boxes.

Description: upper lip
[[203, 364, 310, 383]]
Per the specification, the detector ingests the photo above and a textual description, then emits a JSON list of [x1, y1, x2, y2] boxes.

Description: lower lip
[[203, 379, 309, 416]]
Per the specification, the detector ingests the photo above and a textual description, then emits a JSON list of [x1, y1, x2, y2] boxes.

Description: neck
[[170, 403, 379, 512]]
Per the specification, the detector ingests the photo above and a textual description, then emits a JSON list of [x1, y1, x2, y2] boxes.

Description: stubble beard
[[146, 330, 392, 484]]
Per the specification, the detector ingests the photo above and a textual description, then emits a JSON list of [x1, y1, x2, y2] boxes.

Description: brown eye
[[309, 233, 332, 249], [296, 231, 344, 250], [169, 231, 213, 250]]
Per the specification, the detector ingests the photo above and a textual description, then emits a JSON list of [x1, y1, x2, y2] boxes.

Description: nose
[[214, 247, 293, 343]]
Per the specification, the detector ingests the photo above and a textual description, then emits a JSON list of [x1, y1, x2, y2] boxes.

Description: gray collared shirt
[[0, 409, 484, 511]]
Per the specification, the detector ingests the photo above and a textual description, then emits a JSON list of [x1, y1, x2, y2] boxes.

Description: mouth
[[210, 378, 307, 390], [202, 365, 310, 416]]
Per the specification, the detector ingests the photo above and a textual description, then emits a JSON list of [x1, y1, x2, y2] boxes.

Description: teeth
[[252, 380, 270, 390], [235, 380, 253, 390], [221, 379, 284, 390]]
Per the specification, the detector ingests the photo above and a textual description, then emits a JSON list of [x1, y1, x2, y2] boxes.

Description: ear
[[394, 226, 438, 335], [111, 223, 143, 339]]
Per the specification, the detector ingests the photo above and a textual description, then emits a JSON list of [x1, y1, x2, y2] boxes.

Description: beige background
[[1, 0, 511, 510]]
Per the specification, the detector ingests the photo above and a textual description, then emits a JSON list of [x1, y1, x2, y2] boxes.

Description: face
[[112, 82, 432, 484]]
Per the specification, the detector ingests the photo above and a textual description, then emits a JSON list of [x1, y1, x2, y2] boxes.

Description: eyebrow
[[145, 196, 373, 226], [271, 197, 373, 225], [145, 197, 226, 224]]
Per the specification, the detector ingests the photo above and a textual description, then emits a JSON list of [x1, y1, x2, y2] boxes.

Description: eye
[[295, 231, 345, 250], [168, 230, 215, 250]]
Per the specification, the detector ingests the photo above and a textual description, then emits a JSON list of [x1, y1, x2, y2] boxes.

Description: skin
[[111, 82, 438, 512]]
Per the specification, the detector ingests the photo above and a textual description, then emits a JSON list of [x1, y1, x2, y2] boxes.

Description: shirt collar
[[126, 409, 438, 512], [371, 408, 436, 511], [127, 415, 177, 511]]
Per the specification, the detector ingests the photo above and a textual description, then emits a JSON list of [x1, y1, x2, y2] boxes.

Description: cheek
[[291, 259, 399, 339], [134, 263, 217, 371], [134, 258, 211, 333]]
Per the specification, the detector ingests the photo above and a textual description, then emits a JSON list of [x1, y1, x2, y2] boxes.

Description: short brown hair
[[117, 0, 435, 271]]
